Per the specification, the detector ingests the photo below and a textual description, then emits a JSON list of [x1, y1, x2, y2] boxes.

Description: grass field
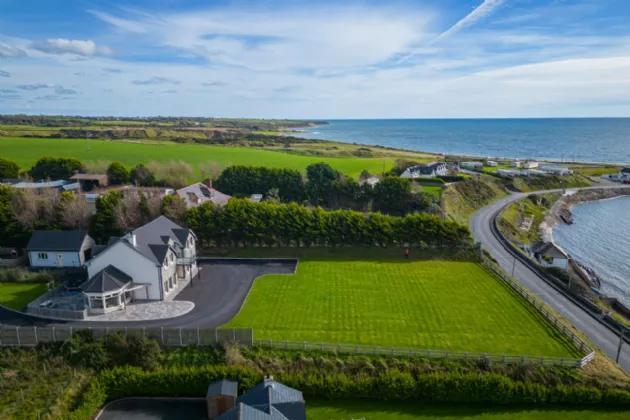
[[224, 260, 577, 356], [307, 400, 630, 420], [0, 282, 47, 309], [422, 185, 442, 199], [0, 137, 398, 179]]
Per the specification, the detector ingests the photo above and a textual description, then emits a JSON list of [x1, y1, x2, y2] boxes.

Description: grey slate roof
[[217, 403, 290, 420], [81, 265, 132, 293], [531, 242, 568, 259], [26, 230, 90, 252], [130, 216, 192, 265], [207, 379, 238, 397], [237, 381, 303, 406], [622, 168, 630, 174], [406, 162, 446, 176]]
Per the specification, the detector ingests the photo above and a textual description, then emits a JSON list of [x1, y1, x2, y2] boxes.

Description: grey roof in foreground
[[217, 403, 290, 420], [26, 230, 89, 252], [207, 379, 238, 397], [81, 265, 132, 293], [131, 216, 192, 264], [531, 242, 568, 259]]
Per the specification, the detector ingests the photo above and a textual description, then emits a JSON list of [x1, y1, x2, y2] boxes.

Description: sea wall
[[539, 188, 630, 242]]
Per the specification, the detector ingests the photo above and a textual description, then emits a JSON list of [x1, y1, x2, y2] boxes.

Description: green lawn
[[0, 282, 47, 309], [224, 260, 577, 356], [422, 185, 442, 199], [0, 137, 397, 179], [307, 400, 630, 420]]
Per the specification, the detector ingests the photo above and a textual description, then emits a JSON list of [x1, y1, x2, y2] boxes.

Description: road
[[470, 186, 630, 371]]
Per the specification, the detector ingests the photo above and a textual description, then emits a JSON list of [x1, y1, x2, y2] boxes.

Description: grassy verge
[[441, 178, 508, 224], [509, 174, 592, 192], [497, 193, 562, 245], [224, 259, 578, 356], [306, 400, 630, 420], [0, 282, 47, 309], [0, 137, 400, 179]]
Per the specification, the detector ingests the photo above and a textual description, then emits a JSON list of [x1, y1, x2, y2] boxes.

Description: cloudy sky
[[1, 0, 630, 118]]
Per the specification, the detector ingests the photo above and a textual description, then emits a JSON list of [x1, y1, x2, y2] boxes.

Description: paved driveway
[[0, 260, 297, 328]]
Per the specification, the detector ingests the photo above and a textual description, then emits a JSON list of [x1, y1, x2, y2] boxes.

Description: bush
[[130, 164, 156, 187], [30, 156, 84, 180], [107, 162, 129, 185], [0, 158, 20, 178], [437, 175, 465, 183], [0, 267, 25, 282], [415, 178, 446, 185]]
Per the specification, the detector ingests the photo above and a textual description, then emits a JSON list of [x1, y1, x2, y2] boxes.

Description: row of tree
[[188, 199, 470, 248]]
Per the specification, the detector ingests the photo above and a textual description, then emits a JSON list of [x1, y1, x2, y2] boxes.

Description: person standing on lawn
[[405, 248, 410, 260]]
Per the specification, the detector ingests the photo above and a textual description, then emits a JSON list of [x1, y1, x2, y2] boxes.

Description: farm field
[[307, 400, 630, 420], [0, 282, 47, 309], [224, 260, 578, 356], [0, 137, 398, 179]]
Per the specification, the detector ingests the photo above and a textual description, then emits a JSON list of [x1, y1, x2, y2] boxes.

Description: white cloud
[[29, 39, 113, 56], [0, 42, 27, 58], [432, 0, 506, 44], [0, 69, 9, 77], [131, 76, 180, 85]]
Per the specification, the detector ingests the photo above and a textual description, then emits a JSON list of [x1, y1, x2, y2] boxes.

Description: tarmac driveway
[[0, 259, 297, 328]]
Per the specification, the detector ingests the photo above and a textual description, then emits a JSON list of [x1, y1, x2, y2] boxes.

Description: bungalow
[[400, 162, 448, 178], [540, 165, 573, 176], [607, 168, 630, 181], [512, 160, 522, 168], [176, 182, 231, 208], [27, 230, 94, 268], [522, 161, 539, 169], [83, 216, 197, 313], [497, 168, 521, 178], [460, 161, 483, 171], [486, 161, 499, 167], [531, 241, 569, 269]]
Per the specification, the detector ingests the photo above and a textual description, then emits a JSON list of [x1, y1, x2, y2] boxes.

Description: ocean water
[[300, 119, 630, 164], [553, 197, 630, 305]]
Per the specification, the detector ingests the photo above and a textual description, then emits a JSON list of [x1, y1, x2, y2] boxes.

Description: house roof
[[207, 379, 238, 398], [217, 403, 290, 420], [62, 182, 81, 191], [405, 162, 446, 175], [176, 183, 231, 208], [81, 265, 132, 293], [26, 230, 90, 252], [531, 242, 568, 259], [250, 194, 263, 203], [148, 244, 170, 264], [12, 180, 69, 189], [237, 380, 303, 407], [130, 216, 193, 265], [69, 173, 108, 181], [621, 168, 630, 174]]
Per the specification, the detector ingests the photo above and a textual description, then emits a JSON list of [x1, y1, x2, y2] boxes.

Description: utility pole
[[616, 327, 626, 363], [511, 257, 516, 277]]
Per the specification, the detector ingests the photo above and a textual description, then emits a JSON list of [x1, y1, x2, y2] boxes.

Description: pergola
[[80, 265, 149, 314]]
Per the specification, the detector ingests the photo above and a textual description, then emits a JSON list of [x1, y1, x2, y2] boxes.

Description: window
[[37, 252, 49, 260], [164, 280, 169, 292], [170, 253, 174, 262]]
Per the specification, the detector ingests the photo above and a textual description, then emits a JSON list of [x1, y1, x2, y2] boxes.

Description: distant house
[[609, 168, 630, 181], [512, 160, 522, 168], [540, 165, 573, 176], [69, 173, 109, 190], [27, 230, 95, 268], [12, 180, 70, 190], [486, 161, 499, 167], [176, 182, 231, 208], [249, 194, 263, 203], [497, 168, 521, 178], [207, 375, 305, 420], [522, 161, 539, 169], [460, 162, 483, 171], [531, 242, 569, 269], [359, 176, 380, 186], [523, 169, 547, 177], [400, 162, 447, 178]]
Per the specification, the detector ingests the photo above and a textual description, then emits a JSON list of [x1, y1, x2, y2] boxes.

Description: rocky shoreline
[[540, 187, 630, 243]]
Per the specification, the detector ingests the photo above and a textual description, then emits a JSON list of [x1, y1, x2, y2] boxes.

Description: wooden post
[[232, 329, 236, 342], [16, 326, 20, 346], [215, 329, 218, 344], [161, 327, 164, 344], [52, 326, 56, 341], [33, 327, 38, 345], [197, 328, 200, 345], [179, 328, 183, 346]]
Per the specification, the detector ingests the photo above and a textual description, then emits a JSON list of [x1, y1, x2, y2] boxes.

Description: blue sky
[[1, 0, 630, 118]]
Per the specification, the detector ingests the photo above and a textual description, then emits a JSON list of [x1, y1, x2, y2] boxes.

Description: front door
[[56, 253, 63, 267]]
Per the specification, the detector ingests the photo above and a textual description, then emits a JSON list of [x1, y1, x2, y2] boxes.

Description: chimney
[[129, 233, 137, 247], [264, 374, 274, 382], [205, 179, 212, 189]]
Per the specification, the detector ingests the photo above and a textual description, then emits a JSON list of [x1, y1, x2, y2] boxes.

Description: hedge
[[67, 366, 630, 418], [438, 175, 466, 183]]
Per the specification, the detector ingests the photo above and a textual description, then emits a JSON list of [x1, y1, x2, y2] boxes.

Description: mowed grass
[[0, 282, 47, 309], [225, 260, 578, 357], [0, 137, 397, 179], [307, 400, 630, 420]]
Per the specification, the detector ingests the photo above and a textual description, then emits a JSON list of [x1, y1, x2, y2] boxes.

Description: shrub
[[106, 162, 129, 185], [0, 157, 21, 178], [0, 267, 25, 282], [438, 175, 465, 183], [130, 164, 156, 187], [30, 156, 84, 180]]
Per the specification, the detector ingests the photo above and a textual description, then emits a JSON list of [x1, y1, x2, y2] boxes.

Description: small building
[[84, 216, 197, 307], [27, 230, 94, 268], [69, 173, 109, 191], [522, 161, 539, 169], [486, 161, 498, 167], [249, 194, 263, 203], [12, 180, 70, 190], [540, 165, 573, 176], [531, 242, 569, 269], [400, 162, 447, 178], [460, 161, 483, 171], [523, 169, 547, 177], [79, 265, 148, 314], [359, 176, 380, 186], [497, 168, 521, 178], [176, 182, 231, 208], [512, 160, 522, 168], [206, 379, 238, 419]]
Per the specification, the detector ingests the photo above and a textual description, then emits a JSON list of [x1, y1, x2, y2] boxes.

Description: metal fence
[[252, 339, 586, 367], [480, 258, 595, 367], [0, 327, 253, 347]]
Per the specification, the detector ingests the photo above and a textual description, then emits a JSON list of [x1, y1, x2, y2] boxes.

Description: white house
[[359, 177, 380, 186], [512, 160, 522, 168], [531, 242, 569, 269], [605, 168, 630, 182], [176, 182, 231, 208], [400, 162, 448, 178], [27, 231, 95, 268], [460, 161, 483, 171], [540, 165, 574, 176], [497, 168, 521, 178], [486, 161, 499, 167], [83, 216, 198, 314], [522, 161, 539, 169]]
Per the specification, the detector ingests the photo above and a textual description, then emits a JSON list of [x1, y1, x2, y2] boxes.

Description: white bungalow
[[531, 242, 569, 269], [486, 161, 499, 167], [522, 161, 539, 169], [460, 161, 483, 171], [83, 216, 198, 314], [540, 165, 574, 176]]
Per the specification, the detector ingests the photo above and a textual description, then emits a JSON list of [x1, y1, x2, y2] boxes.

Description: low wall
[[0, 327, 254, 347], [0, 255, 27, 267]]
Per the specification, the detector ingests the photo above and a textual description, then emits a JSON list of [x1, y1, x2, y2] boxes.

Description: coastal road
[[470, 186, 630, 371]]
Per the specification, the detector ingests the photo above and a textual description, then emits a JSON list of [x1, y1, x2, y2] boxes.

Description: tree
[[265, 188, 281, 204], [107, 162, 130, 185], [30, 157, 84, 180], [0, 186, 31, 247], [372, 177, 415, 216], [359, 169, 371, 181], [130, 164, 156, 187], [0, 158, 20, 178], [215, 165, 305, 202], [92, 192, 125, 243], [162, 195, 187, 225], [57, 191, 91, 229]]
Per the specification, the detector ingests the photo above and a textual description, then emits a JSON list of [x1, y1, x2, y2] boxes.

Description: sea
[[553, 197, 630, 306], [299, 118, 630, 164]]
